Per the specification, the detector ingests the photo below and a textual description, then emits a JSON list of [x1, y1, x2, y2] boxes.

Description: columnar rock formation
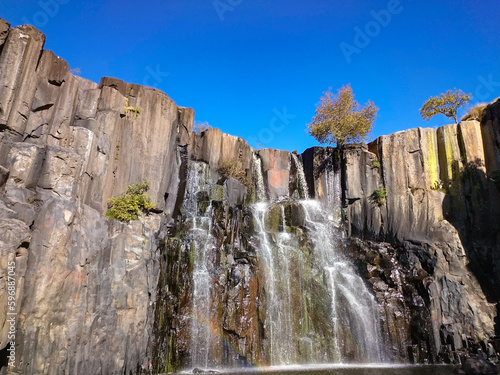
[[343, 115, 500, 361], [0, 19, 499, 374]]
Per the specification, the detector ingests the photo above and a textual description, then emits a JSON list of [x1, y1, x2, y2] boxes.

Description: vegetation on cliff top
[[106, 181, 155, 222], [420, 88, 471, 124], [193, 121, 212, 133], [462, 103, 487, 122], [307, 84, 378, 148]]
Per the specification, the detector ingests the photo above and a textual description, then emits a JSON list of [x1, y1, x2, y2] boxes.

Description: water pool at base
[[175, 364, 468, 375]]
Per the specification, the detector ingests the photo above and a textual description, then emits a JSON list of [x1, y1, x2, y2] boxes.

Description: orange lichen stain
[[268, 170, 288, 189]]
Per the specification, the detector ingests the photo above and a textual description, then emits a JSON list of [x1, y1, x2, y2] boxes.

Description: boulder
[[456, 356, 498, 375]]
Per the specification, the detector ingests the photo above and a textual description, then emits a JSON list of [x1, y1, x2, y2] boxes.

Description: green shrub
[[371, 160, 381, 168], [461, 103, 487, 122], [106, 181, 155, 222], [217, 157, 250, 188], [370, 186, 387, 205], [430, 179, 449, 193]]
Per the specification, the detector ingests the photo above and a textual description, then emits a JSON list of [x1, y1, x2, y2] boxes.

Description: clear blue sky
[[2, 0, 499, 152]]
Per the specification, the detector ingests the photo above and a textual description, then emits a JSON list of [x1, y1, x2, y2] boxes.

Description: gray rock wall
[[0, 21, 191, 374]]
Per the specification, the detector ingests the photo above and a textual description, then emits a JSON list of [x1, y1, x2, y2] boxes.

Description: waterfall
[[184, 155, 384, 369], [252, 169, 384, 365], [325, 263, 384, 362], [253, 203, 302, 365], [291, 153, 309, 199], [184, 161, 219, 368], [252, 153, 266, 201], [301, 197, 383, 363]]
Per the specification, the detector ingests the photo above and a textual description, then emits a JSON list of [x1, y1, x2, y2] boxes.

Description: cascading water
[[252, 154, 384, 365], [252, 153, 267, 201], [291, 153, 309, 199], [184, 161, 219, 368], [183, 153, 384, 369], [302, 198, 383, 363], [253, 202, 303, 365]]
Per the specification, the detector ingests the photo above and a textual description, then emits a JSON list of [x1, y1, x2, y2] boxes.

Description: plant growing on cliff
[[461, 103, 487, 122], [106, 181, 155, 222], [306, 84, 378, 148], [430, 179, 449, 194], [419, 89, 471, 124], [125, 106, 141, 119], [217, 157, 250, 188], [124, 96, 141, 119], [193, 121, 212, 133], [370, 186, 387, 206]]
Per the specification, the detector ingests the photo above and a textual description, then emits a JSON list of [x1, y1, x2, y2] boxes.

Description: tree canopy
[[306, 84, 378, 147], [419, 89, 471, 124]]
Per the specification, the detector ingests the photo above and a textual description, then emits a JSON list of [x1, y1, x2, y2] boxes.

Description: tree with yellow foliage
[[420, 89, 471, 124], [307, 84, 378, 148]]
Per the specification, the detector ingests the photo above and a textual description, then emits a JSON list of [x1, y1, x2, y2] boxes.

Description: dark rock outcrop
[[456, 356, 498, 375]]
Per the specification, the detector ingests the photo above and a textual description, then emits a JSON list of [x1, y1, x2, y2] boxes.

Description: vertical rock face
[[343, 110, 500, 362], [0, 19, 499, 374], [0, 20, 191, 374]]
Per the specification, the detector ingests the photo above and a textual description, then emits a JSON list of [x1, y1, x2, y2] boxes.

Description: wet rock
[[224, 177, 247, 207], [192, 368, 220, 373], [456, 356, 498, 375], [301, 146, 339, 205]]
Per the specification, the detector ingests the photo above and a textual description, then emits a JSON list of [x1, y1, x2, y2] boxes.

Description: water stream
[[186, 155, 383, 368], [252, 154, 383, 364], [185, 161, 219, 368], [291, 153, 309, 200], [252, 153, 267, 201]]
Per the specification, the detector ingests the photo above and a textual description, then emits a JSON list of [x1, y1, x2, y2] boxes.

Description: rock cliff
[[343, 113, 500, 362], [0, 19, 499, 374]]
